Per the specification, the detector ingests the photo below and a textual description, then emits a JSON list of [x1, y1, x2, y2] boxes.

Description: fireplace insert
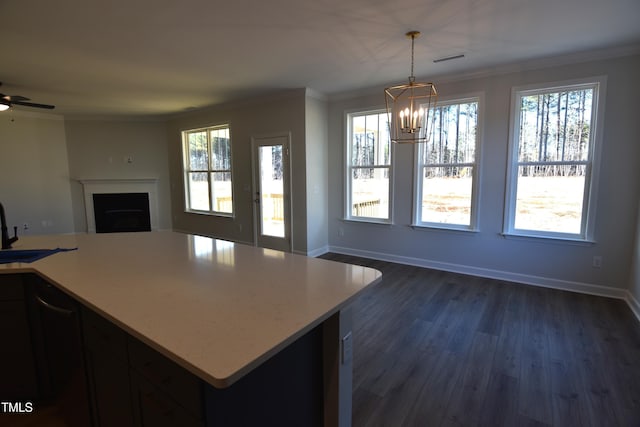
[[92, 193, 151, 233]]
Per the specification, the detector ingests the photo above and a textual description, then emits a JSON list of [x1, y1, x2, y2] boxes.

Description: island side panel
[[323, 306, 353, 427], [204, 324, 324, 426]]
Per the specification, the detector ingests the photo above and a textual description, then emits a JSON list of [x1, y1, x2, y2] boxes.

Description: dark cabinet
[[82, 307, 135, 427], [130, 372, 203, 427], [0, 274, 38, 399], [128, 337, 204, 427], [27, 274, 92, 427], [82, 306, 204, 427]]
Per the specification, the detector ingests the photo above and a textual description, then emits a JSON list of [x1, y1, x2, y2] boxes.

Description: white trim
[[306, 245, 330, 258], [314, 245, 640, 323], [181, 124, 234, 216], [625, 291, 640, 322], [327, 245, 628, 300], [79, 178, 159, 233], [250, 132, 293, 253], [413, 94, 483, 230], [503, 76, 606, 241], [344, 108, 394, 223]]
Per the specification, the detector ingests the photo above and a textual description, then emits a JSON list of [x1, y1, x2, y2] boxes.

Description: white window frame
[[413, 95, 482, 231], [344, 108, 394, 224], [181, 124, 234, 217], [503, 77, 606, 241]]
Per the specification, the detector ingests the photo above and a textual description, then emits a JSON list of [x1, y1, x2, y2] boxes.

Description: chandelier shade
[[384, 31, 437, 144]]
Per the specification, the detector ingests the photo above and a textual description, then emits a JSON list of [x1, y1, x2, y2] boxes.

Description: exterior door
[[252, 134, 292, 252]]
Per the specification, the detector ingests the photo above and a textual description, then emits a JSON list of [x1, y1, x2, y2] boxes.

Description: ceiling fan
[[0, 82, 55, 111]]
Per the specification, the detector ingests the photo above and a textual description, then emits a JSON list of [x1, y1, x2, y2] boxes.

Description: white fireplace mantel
[[80, 178, 159, 233]]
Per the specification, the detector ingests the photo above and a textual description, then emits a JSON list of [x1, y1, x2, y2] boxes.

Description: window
[[414, 97, 480, 229], [505, 79, 603, 240], [182, 125, 233, 215], [346, 110, 392, 222]]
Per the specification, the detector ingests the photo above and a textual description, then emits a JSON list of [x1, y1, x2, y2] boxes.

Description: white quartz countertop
[[0, 231, 381, 388]]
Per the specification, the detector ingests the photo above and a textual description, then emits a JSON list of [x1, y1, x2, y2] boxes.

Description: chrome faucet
[[0, 202, 18, 249]]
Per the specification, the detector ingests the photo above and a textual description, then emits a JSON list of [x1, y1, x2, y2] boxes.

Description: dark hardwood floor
[[321, 253, 640, 427]]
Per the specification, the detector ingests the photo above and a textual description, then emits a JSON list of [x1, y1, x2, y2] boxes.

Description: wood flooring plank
[[319, 253, 640, 427], [518, 356, 553, 425], [441, 332, 498, 426], [478, 372, 520, 427], [492, 286, 526, 378], [402, 349, 466, 426], [549, 360, 593, 427], [351, 388, 382, 427], [476, 280, 511, 336]]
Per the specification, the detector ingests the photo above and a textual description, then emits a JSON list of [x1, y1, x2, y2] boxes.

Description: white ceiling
[[1, 0, 639, 117]]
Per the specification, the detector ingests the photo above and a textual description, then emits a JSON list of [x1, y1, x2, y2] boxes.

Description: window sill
[[500, 232, 595, 246], [411, 224, 479, 234], [185, 210, 234, 219], [341, 218, 393, 226]]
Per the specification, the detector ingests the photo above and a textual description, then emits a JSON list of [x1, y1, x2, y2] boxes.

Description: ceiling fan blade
[[12, 100, 55, 109], [8, 95, 30, 102]]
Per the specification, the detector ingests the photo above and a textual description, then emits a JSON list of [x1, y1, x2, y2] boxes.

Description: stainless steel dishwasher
[[28, 274, 92, 427]]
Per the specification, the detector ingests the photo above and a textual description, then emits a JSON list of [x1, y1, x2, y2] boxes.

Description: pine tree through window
[[182, 125, 233, 215], [505, 80, 603, 240]]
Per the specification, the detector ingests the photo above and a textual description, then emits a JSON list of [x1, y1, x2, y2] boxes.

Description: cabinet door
[[0, 275, 38, 399], [28, 275, 92, 427], [130, 372, 202, 427], [82, 307, 134, 427], [85, 345, 134, 427]]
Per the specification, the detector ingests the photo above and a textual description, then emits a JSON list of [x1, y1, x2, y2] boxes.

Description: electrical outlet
[[593, 255, 602, 269], [341, 331, 353, 365], [23, 223, 29, 231]]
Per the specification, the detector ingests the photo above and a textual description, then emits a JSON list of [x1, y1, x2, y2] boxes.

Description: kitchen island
[[0, 231, 381, 426]]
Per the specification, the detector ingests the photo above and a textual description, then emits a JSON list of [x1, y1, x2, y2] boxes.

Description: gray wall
[[64, 119, 172, 232], [0, 111, 75, 235], [166, 89, 309, 252], [328, 54, 640, 294], [3, 51, 639, 312], [305, 91, 329, 256]]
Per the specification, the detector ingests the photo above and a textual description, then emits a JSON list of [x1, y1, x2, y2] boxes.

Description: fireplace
[[93, 193, 151, 233], [80, 179, 159, 233]]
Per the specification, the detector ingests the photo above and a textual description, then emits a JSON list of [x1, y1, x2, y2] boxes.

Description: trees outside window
[[346, 111, 392, 221], [414, 97, 480, 229], [505, 80, 603, 239], [182, 125, 233, 215]]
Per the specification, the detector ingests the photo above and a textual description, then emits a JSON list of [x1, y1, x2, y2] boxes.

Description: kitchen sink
[[0, 249, 61, 264]]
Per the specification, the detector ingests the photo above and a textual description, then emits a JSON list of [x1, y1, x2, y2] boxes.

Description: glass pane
[[351, 167, 389, 219], [188, 131, 208, 170], [352, 113, 390, 167], [187, 172, 209, 211], [514, 165, 585, 234], [210, 127, 231, 170], [518, 89, 592, 163], [259, 146, 285, 237], [424, 101, 477, 164], [211, 172, 232, 213], [421, 166, 473, 225]]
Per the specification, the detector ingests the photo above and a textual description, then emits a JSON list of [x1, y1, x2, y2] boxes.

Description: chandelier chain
[[410, 33, 415, 80]]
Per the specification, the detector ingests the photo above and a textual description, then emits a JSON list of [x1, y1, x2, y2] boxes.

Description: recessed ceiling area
[[1, 0, 638, 116]]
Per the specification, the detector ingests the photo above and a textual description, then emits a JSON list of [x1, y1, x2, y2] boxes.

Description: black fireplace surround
[[93, 193, 151, 233]]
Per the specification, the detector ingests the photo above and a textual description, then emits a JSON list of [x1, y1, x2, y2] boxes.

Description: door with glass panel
[[252, 134, 291, 252]]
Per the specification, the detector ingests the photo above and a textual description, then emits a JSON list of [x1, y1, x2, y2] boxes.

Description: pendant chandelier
[[384, 31, 437, 144]]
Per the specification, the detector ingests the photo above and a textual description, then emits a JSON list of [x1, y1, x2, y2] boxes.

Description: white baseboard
[[306, 245, 330, 258], [625, 291, 640, 322], [327, 244, 630, 301]]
